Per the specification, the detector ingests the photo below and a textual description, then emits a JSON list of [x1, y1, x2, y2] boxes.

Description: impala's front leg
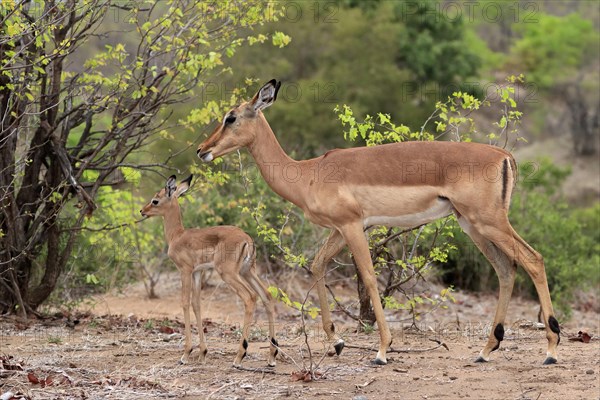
[[340, 223, 392, 365], [180, 270, 194, 364], [311, 230, 346, 355], [191, 270, 208, 362]]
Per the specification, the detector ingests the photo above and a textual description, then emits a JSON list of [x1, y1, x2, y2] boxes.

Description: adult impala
[[197, 80, 560, 366], [140, 175, 278, 367]]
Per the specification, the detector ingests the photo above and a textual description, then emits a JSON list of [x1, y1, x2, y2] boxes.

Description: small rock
[[353, 396, 368, 400], [1, 392, 15, 400], [586, 369, 594, 375], [449, 376, 458, 380]]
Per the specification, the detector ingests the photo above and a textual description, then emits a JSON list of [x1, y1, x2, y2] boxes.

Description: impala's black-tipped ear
[[175, 174, 192, 198], [250, 79, 281, 112], [181, 174, 193, 186], [166, 175, 177, 197], [271, 79, 281, 101]]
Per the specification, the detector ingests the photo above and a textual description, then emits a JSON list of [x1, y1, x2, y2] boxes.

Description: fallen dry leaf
[[291, 370, 323, 382], [568, 331, 592, 343], [159, 325, 175, 334], [26, 371, 71, 388], [27, 372, 39, 384]]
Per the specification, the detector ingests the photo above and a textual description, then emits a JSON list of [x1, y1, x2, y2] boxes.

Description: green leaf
[[86, 274, 100, 285], [272, 31, 291, 48]]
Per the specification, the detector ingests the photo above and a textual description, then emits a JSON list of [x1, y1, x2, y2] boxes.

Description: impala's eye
[[224, 114, 236, 125], [151, 199, 159, 205]]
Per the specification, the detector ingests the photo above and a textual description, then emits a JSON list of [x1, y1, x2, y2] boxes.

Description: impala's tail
[[502, 155, 518, 210], [239, 242, 255, 276]]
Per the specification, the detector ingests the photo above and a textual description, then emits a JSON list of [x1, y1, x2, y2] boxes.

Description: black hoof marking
[[494, 323, 505, 342], [543, 357, 557, 365], [267, 362, 276, 368], [371, 358, 387, 366], [178, 360, 184, 365], [270, 337, 279, 347], [475, 356, 488, 363], [548, 316, 561, 345], [242, 339, 248, 350], [203, 348, 208, 356], [334, 341, 345, 356], [241, 351, 247, 361], [491, 323, 504, 353], [330, 322, 335, 333]]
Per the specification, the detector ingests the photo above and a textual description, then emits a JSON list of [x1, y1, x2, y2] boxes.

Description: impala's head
[[197, 79, 281, 162], [140, 175, 192, 217]]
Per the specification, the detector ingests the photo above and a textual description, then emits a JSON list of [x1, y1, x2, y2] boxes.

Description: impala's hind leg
[[244, 267, 278, 367], [458, 217, 516, 362], [221, 267, 257, 367], [467, 216, 560, 364]]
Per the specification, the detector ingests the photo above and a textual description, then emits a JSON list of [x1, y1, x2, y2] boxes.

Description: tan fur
[[197, 81, 559, 365], [140, 177, 278, 367]]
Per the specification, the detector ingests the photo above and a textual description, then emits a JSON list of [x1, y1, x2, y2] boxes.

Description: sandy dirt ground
[[1, 272, 599, 400]]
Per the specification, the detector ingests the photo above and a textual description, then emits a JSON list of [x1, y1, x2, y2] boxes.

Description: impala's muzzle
[[197, 148, 214, 162]]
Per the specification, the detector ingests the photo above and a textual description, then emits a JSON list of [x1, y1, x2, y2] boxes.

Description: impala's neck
[[247, 116, 307, 207], [161, 204, 185, 245]]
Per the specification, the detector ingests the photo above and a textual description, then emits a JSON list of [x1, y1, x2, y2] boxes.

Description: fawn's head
[[140, 175, 192, 217], [197, 79, 281, 162]]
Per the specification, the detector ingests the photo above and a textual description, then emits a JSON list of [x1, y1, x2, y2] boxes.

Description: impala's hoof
[[371, 358, 387, 366], [543, 357, 557, 365], [475, 356, 488, 363], [334, 339, 345, 356]]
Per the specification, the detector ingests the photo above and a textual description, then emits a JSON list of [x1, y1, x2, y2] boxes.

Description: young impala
[[140, 175, 278, 367], [196, 80, 560, 366]]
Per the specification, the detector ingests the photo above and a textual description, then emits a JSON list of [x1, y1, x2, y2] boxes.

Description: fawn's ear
[[165, 175, 177, 198], [174, 175, 192, 198], [249, 79, 281, 113]]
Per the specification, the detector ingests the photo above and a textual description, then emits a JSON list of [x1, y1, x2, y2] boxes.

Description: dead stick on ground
[[207, 381, 237, 399], [355, 377, 376, 389], [232, 365, 289, 376], [345, 339, 449, 354]]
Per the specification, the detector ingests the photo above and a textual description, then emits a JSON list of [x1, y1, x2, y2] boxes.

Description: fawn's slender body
[[196, 80, 560, 366], [140, 175, 278, 366]]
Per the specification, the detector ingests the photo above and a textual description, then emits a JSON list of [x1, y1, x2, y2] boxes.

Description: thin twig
[[325, 284, 360, 322], [207, 380, 237, 399], [345, 338, 449, 354], [232, 365, 288, 376]]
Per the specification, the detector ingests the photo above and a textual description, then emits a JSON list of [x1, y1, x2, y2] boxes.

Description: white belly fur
[[363, 197, 453, 228]]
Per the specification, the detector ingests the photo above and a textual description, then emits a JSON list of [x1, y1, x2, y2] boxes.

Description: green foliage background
[[6, 0, 595, 317]]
